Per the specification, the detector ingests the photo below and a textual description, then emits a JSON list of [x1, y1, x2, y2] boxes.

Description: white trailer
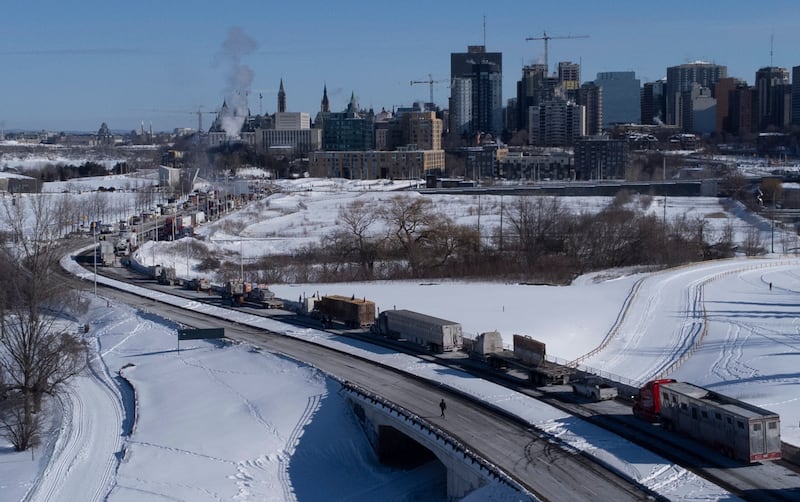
[[376, 309, 462, 352]]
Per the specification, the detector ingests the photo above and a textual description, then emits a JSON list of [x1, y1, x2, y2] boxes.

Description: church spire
[[346, 91, 357, 114], [321, 83, 329, 113], [277, 78, 286, 113]]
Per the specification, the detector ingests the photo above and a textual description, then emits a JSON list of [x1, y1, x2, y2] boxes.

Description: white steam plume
[[215, 27, 257, 139]]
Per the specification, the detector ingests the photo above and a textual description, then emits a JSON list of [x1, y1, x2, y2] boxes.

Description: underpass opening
[[377, 425, 438, 469]]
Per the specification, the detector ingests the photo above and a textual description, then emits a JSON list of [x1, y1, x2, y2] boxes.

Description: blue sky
[[2, 1, 799, 132]]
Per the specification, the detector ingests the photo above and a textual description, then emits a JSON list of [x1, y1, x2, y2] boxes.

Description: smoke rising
[[216, 27, 257, 138]]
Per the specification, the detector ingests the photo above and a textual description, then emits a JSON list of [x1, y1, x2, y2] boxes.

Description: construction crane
[[410, 74, 447, 110], [135, 107, 217, 132], [525, 32, 589, 75]]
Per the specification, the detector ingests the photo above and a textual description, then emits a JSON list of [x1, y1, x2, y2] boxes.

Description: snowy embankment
[[52, 251, 737, 501]]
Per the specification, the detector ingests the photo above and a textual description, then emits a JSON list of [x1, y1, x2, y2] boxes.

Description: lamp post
[[92, 222, 97, 296]]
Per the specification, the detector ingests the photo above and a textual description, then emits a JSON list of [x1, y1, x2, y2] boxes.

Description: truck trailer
[[375, 309, 463, 352], [633, 379, 781, 462], [316, 295, 375, 328]]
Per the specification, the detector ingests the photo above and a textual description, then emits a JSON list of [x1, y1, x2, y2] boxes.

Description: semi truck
[[633, 379, 781, 462], [375, 309, 463, 352], [315, 295, 376, 328]]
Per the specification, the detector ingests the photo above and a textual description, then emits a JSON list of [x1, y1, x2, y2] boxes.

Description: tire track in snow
[[178, 351, 319, 500], [575, 260, 798, 385], [275, 393, 322, 502], [28, 302, 145, 502]]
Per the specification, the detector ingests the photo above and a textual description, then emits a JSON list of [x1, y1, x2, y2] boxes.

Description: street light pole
[[93, 222, 97, 296]]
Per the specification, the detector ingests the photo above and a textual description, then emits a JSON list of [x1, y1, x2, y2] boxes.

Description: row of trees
[[0, 195, 88, 451], [239, 193, 752, 285]]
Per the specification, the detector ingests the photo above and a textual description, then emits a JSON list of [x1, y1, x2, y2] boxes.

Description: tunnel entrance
[[377, 425, 437, 469]]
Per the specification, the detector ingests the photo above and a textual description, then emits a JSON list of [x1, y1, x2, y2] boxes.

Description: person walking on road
[[439, 398, 447, 418]]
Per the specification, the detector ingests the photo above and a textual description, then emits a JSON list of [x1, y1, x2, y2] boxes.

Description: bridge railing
[[340, 380, 537, 500]]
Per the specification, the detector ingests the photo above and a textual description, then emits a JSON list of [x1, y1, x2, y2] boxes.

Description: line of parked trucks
[[139, 277, 785, 465], [302, 293, 782, 464]]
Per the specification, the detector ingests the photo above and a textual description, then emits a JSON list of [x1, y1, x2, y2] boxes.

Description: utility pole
[[525, 32, 589, 75]]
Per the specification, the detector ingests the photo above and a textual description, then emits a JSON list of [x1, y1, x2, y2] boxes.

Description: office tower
[[528, 97, 585, 146], [793, 66, 800, 126], [665, 62, 727, 125], [595, 71, 641, 126], [558, 61, 580, 90], [728, 83, 756, 135], [641, 80, 666, 125], [755, 66, 790, 131], [714, 77, 737, 134], [680, 83, 716, 134], [578, 82, 603, 135], [516, 64, 549, 132], [450, 45, 503, 137]]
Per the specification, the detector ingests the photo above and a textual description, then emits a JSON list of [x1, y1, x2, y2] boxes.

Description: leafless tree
[[380, 196, 440, 275], [741, 228, 766, 257], [503, 196, 567, 268], [0, 194, 88, 451], [333, 198, 382, 279]]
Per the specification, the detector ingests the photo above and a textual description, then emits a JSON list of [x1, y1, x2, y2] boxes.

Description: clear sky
[[2, 0, 799, 133]]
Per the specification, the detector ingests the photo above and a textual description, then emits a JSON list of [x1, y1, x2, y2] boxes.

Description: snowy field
[[2, 170, 800, 501]]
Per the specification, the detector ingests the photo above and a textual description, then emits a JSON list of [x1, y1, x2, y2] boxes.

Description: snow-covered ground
[[3, 171, 800, 501]]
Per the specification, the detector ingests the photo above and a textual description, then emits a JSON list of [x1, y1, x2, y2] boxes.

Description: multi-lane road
[[68, 256, 800, 501]]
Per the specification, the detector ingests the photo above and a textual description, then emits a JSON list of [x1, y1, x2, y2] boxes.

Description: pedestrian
[[439, 398, 446, 418], [769, 282, 773, 291]]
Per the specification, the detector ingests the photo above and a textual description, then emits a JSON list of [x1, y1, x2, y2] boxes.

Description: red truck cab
[[632, 379, 676, 422]]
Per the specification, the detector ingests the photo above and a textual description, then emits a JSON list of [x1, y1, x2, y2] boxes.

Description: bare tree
[[334, 198, 382, 279], [0, 194, 88, 451], [503, 196, 567, 268], [380, 196, 440, 275]]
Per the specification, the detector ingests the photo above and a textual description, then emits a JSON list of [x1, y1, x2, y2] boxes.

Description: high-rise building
[[450, 45, 503, 137], [641, 80, 666, 125], [578, 82, 603, 135], [516, 64, 549, 132], [595, 71, 641, 126], [755, 66, 790, 131], [528, 97, 586, 146], [665, 62, 727, 125], [728, 83, 756, 136], [558, 61, 581, 90], [680, 83, 716, 134], [714, 77, 738, 134], [793, 66, 800, 126]]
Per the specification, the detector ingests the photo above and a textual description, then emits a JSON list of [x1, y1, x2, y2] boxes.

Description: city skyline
[[2, 0, 799, 132]]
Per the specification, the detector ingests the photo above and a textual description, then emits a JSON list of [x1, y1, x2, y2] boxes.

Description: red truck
[[633, 379, 781, 462]]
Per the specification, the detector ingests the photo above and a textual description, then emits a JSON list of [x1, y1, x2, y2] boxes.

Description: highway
[[68, 257, 800, 500], [81, 266, 658, 501]]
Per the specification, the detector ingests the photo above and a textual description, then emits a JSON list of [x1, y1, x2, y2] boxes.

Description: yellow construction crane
[[410, 74, 448, 108], [525, 32, 589, 75]]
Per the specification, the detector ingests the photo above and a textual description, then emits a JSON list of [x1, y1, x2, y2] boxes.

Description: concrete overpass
[[343, 382, 533, 500]]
